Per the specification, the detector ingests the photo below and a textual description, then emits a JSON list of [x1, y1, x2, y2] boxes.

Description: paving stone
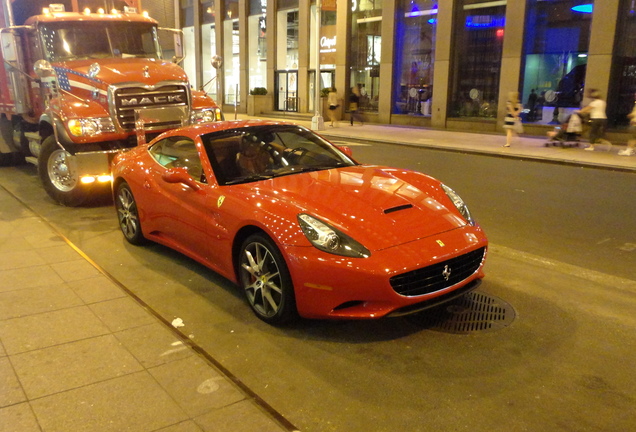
[[66, 275, 126, 304], [0, 264, 65, 293], [194, 400, 288, 432], [12, 334, 144, 399], [50, 259, 101, 282], [0, 237, 33, 254], [89, 297, 156, 332], [155, 420, 205, 432], [0, 306, 109, 354], [34, 244, 82, 264], [115, 322, 193, 368], [0, 217, 54, 239], [149, 356, 245, 418], [0, 283, 84, 320], [0, 403, 41, 432], [0, 357, 26, 407], [30, 371, 188, 432], [0, 249, 46, 271], [24, 232, 66, 249]]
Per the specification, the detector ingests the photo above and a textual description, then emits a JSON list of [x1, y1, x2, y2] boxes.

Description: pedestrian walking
[[578, 89, 611, 151], [327, 87, 339, 127], [503, 91, 523, 147], [527, 89, 537, 121], [349, 86, 363, 126], [618, 95, 636, 156]]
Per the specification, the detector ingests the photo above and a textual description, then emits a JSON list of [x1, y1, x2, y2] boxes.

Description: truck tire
[[0, 116, 25, 166], [38, 135, 87, 206]]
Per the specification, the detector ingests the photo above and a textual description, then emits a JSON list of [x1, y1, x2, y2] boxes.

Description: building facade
[[146, 0, 635, 137]]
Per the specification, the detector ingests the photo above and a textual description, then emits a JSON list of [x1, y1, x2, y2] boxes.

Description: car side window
[[149, 136, 206, 183]]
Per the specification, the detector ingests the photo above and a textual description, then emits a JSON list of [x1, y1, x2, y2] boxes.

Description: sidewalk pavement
[[1, 117, 634, 432], [236, 113, 636, 173], [0, 188, 294, 431]]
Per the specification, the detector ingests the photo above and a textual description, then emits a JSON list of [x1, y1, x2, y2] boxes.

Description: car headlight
[[441, 184, 475, 226], [191, 108, 222, 124], [298, 214, 370, 258], [68, 117, 115, 137]]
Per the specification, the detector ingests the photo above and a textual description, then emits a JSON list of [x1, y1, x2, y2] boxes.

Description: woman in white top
[[578, 89, 611, 151], [503, 92, 522, 147], [327, 87, 339, 127], [619, 96, 636, 156]]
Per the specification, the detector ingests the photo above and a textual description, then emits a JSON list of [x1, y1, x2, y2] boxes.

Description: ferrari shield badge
[[217, 195, 225, 208]]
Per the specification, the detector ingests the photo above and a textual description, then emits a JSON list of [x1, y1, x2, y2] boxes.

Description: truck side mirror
[[33, 60, 55, 79]]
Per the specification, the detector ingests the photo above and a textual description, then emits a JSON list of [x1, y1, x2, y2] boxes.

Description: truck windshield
[[40, 22, 162, 62]]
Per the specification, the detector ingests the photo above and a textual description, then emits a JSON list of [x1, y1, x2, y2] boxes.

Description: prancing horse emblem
[[442, 265, 451, 281]]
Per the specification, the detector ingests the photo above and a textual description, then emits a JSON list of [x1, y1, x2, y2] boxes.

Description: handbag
[[513, 117, 524, 134]]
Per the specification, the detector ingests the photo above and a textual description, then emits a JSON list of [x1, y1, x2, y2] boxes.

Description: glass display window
[[449, 0, 505, 119], [608, 0, 636, 126], [521, 0, 593, 124], [350, 0, 383, 113], [248, 0, 268, 91], [392, 0, 436, 116]]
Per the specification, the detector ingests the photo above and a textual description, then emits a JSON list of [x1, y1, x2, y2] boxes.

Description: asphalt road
[[1, 143, 635, 432]]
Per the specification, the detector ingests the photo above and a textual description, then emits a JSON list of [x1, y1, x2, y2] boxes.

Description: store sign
[[320, 36, 336, 53]]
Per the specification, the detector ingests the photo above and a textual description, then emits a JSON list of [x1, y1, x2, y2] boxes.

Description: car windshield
[[202, 125, 357, 185], [40, 22, 162, 62]]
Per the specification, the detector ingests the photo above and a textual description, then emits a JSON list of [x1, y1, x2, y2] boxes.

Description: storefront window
[[608, 0, 636, 127], [449, 0, 505, 119], [276, 1, 299, 112], [350, 0, 382, 113], [393, 0, 436, 116], [308, 1, 337, 112], [181, 1, 197, 89], [223, 0, 240, 104], [248, 0, 268, 91], [521, 0, 593, 124], [201, 1, 217, 100]]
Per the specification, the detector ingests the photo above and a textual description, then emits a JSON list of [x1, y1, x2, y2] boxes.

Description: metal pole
[[311, 0, 324, 130]]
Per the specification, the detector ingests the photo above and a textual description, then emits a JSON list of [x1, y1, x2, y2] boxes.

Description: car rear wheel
[[239, 233, 297, 324], [115, 181, 147, 245]]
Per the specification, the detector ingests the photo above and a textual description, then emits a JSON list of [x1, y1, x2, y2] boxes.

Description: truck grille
[[390, 247, 486, 297], [112, 84, 190, 131]]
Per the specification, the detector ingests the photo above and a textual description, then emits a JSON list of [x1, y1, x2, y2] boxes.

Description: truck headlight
[[298, 214, 370, 258], [68, 118, 115, 137], [441, 184, 475, 226], [191, 108, 223, 124]]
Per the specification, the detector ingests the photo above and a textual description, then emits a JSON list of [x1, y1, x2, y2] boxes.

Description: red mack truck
[[0, 0, 222, 206]]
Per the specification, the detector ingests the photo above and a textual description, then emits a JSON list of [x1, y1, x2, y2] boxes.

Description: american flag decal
[[56, 69, 71, 91]]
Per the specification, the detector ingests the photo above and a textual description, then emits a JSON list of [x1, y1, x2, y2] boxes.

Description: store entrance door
[[275, 71, 298, 112]]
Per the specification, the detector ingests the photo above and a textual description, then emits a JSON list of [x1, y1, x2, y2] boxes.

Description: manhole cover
[[430, 291, 516, 334]]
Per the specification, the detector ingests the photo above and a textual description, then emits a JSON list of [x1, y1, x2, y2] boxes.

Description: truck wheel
[[38, 135, 87, 206], [0, 116, 25, 166]]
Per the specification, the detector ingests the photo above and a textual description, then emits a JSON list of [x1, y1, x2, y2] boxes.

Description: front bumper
[[283, 226, 488, 319]]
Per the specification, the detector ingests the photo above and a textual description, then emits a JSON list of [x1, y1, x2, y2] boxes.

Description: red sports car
[[112, 120, 487, 324]]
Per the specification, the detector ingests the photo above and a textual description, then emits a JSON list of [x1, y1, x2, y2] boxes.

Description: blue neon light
[[465, 15, 505, 28], [572, 4, 593, 13]]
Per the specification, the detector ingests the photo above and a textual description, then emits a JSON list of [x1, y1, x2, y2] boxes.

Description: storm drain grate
[[430, 291, 516, 334]]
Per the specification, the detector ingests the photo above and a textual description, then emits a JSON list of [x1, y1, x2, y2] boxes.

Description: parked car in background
[[111, 120, 488, 324]]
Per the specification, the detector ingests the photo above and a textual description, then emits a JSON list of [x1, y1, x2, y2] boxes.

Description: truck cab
[[0, 1, 223, 206]]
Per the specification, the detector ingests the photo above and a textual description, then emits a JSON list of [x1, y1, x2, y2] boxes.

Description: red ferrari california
[[112, 120, 487, 324]]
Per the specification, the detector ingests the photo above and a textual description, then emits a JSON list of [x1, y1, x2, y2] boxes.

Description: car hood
[[240, 165, 470, 251]]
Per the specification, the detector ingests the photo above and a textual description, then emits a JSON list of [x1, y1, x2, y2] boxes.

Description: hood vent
[[384, 204, 413, 214]]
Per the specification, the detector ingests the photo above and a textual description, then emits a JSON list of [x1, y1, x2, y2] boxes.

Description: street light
[[311, 0, 324, 130]]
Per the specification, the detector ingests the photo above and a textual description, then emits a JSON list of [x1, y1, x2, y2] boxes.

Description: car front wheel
[[238, 233, 297, 324], [115, 181, 147, 245]]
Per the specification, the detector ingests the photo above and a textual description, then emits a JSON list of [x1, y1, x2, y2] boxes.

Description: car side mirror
[[338, 145, 353, 158], [162, 167, 201, 191]]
